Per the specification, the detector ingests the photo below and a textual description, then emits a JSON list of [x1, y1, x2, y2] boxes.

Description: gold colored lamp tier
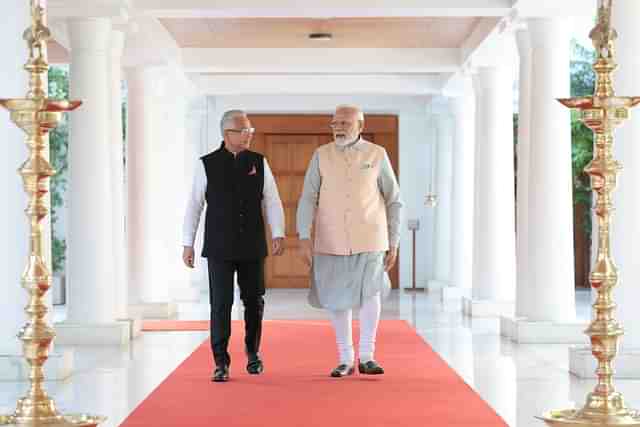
[[0, 98, 107, 427], [0, 1, 104, 426], [540, 1, 640, 426]]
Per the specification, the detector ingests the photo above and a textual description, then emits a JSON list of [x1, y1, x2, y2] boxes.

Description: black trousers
[[207, 257, 265, 367]]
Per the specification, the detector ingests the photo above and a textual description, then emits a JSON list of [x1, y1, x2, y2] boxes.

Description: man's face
[[224, 115, 254, 153], [330, 108, 362, 145]]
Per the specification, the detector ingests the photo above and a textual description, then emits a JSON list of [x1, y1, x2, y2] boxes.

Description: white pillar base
[[500, 316, 589, 344], [0, 349, 74, 381], [117, 316, 143, 339], [129, 302, 178, 319], [54, 321, 130, 346], [570, 346, 640, 379], [463, 297, 514, 317]]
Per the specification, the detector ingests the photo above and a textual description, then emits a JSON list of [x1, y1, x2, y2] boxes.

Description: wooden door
[[249, 114, 399, 289]]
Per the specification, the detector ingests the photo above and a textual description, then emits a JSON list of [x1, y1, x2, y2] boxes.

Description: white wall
[[204, 94, 437, 288]]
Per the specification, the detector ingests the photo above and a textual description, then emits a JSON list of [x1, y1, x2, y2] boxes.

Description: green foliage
[[48, 66, 70, 274], [570, 39, 595, 235], [571, 40, 596, 98]]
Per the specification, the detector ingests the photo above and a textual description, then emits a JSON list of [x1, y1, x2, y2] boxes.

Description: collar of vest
[[334, 135, 366, 151], [217, 141, 249, 159]]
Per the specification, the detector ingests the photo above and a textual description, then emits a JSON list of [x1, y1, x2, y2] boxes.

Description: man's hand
[[182, 246, 195, 268], [298, 239, 313, 269], [272, 237, 285, 256], [384, 246, 398, 272]]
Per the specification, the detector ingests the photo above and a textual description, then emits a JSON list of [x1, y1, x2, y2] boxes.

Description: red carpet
[[121, 320, 507, 427], [142, 320, 209, 331]]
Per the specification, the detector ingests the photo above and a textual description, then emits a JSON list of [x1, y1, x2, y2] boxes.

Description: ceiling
[[159, 17, 480, 49]]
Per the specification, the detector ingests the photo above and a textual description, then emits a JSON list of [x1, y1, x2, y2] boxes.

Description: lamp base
[[0, 413, 106, 427], [539, 408, 640, 426]]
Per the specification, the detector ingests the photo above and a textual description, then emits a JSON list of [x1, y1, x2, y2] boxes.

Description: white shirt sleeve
[[262, 158, 285, 239], [182, 161, 206, 247]]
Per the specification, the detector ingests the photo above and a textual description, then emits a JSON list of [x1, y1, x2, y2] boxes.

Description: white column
[[0, 0, 29, 353], [110, 30, 142, 338], [514, 27, 533, 319], [126, 66, 177, 318], [126, 67, 151, 306], [110, 30, 128, 319], [160, 69, 195, 302], [503, 19, 585, 342], [463, 66, 516, 317], [503, 19, 584, 343], [571, 0, 640, 378], [57, 18, 129, 345], [447, 82, 475, 301], [527, 19, 575, 321], [429, 109, 453, 290]]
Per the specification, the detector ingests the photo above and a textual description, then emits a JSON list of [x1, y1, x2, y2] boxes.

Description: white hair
[[335, 104, 364, 121], [220, 109, 247, 135]]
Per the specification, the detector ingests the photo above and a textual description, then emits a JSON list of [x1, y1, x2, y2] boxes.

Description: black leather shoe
[[246, 355, 264, 375], [330, 364, 355, 378], [358, 360, 384, 375], [212, 365, 230, 382]]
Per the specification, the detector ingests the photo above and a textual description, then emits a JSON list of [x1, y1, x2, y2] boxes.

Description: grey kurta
[[296, 138, 403, 311]]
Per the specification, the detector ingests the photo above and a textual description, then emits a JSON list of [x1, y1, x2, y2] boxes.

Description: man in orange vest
[[297, 104, 403, 377]]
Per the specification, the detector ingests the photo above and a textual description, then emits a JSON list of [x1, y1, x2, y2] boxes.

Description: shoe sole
[[358, 366, 384, 375], [247, 361, 264, 375], [330, 367, 355, 378]]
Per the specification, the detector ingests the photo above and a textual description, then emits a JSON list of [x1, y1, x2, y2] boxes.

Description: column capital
[[68, 18, 112, 52]]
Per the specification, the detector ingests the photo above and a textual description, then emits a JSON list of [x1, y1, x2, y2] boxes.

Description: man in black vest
[[182, 110, 285, 382]]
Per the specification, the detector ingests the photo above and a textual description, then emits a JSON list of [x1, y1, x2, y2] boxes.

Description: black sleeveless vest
[[201, 143, 268, 260]]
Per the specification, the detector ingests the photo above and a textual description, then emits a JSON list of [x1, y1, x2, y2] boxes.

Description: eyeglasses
[[226, 127, 256, 136]]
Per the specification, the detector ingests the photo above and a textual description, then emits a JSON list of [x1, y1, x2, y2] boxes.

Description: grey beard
[[335, 134, 359, 146]]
